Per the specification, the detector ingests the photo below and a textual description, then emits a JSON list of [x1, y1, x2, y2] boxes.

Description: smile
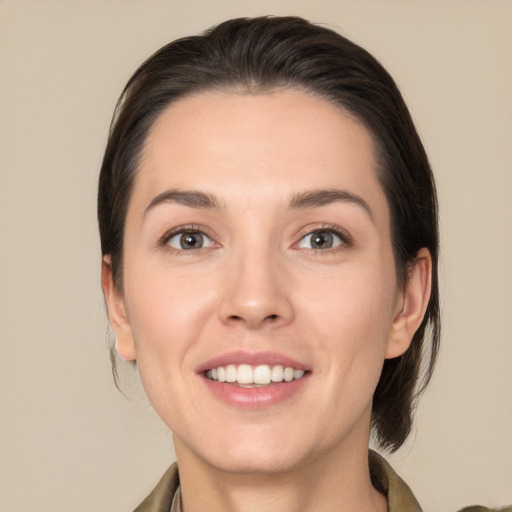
[[205, 364, 306, 386]]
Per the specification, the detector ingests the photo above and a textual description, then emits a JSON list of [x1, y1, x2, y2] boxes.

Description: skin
[[102, 89, 432, 512]]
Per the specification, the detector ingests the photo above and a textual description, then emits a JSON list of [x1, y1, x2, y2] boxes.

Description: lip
[[197, 351, 311, 409], [196, 350, 309, 373], [200, 373, 310, 409]]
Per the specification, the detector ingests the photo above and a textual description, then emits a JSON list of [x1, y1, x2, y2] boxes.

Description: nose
[[217, 248, 294, 330]]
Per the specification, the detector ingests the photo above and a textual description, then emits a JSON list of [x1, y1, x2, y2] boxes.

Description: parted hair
[[98, 15, 440, 452]]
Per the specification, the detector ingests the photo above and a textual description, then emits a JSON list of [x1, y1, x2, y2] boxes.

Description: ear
[[101, 256, 137, 361], [386, 248, 432, 359]]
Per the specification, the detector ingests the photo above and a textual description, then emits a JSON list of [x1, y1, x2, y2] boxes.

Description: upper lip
[[196, 351, 309, 373]]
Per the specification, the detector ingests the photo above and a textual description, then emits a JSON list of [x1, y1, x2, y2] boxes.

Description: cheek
[[126, 269, 217, 354], [122, 263, 218, 396], [298, 259, 398, 372], [122, 272, 218, 425]]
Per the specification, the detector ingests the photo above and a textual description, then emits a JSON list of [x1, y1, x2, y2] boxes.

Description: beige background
[[1, 1, 511, 511]]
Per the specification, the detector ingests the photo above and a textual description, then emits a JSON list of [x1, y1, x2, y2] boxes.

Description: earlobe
[[101, 256, 137, 361], [386, 248, 432, 359]]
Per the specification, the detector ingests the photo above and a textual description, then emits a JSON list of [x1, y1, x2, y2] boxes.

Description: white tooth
[[225, 364, 237, 383], [254, 365, 272, 385], [271, 365, 284, 382], [237, 364, 254, 384], [284, 367, 294, 382], [206, 370, 212, 379], [214, 364, 300, 385]]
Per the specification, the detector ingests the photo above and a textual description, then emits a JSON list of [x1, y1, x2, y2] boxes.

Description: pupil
[[312, 231, 333, 249], [180, 233, 203, 249]]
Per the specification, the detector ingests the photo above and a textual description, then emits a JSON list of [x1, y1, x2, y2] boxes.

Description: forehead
[[132, 89, 387, 215]]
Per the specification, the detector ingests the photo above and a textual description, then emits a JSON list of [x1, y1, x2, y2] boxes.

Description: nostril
[[267, 314, 278, 321]]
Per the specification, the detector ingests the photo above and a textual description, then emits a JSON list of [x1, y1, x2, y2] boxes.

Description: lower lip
[[200, 374, 309, 409]]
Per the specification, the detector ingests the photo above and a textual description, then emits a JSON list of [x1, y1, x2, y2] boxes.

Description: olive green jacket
[[133, 451, 511, 512]]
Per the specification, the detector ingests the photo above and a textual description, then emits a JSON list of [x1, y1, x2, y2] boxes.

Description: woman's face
[[104, 89, 420, 474]]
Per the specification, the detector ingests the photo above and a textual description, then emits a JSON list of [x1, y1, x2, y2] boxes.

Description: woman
[[98, 16, 506, 512]]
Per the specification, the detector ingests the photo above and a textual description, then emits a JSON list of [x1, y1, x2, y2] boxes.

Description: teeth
[[237, 364, 253, 384], [271, 365, 284, 382], [284, 367, 294, 382], [205, 364, 306, 386], [293, 369, 305, 379], [225, 364, 237, 383], [254, 365, 271, 385]]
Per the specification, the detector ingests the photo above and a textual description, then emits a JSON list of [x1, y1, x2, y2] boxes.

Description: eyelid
[[158, 224, 219, 250], [157, 223, 351, 253], [293, 224, 352, 251]]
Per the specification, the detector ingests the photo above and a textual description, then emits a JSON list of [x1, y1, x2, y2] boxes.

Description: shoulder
[[132, 456, 511, 512], [369, 451, 512, 512], [458, 508, 512, 512], [132, 463, 179, 512], [369, 450, 423, 511]]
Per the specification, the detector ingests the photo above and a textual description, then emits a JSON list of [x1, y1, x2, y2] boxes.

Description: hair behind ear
[[373, 248, 438, 452]]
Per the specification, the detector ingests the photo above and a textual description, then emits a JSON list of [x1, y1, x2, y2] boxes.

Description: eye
[[297, 229, 345, 250], [166, 231, 215, 250]]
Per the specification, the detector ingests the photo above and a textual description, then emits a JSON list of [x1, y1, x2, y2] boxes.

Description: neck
[[175, 439, 387, 512]]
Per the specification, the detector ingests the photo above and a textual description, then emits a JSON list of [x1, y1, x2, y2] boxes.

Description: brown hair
[[98, 15, 440, 452]]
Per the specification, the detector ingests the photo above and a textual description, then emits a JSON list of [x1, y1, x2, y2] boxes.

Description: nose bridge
[[218, 237, 293, 328]]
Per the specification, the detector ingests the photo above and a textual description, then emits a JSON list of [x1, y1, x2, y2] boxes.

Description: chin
[[207, 447, 305, 476], [176, 425, 313, 476]]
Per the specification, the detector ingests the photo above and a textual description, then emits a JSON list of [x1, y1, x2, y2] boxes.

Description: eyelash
[[294, 224, 352, 254], [158, 223, 352, 254], [159, 224, 216, 253]]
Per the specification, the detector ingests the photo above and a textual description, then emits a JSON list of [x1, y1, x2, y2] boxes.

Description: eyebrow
[[289, 189, 374, 221], [143, 189, 221, 217], [143, 187, 373, 221]]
